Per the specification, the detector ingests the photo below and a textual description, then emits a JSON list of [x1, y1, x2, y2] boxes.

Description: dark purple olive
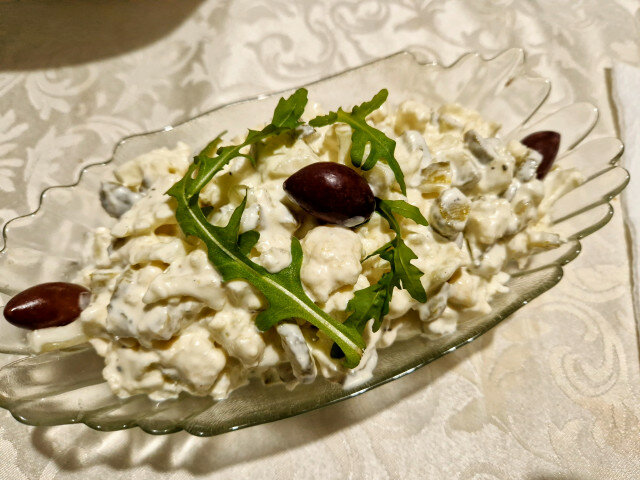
[[284, 162, 375, 227], [3, 282, 90, 330], [521, 130, 561, 180]]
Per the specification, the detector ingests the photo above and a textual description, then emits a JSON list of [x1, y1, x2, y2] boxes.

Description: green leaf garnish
[[237, 230, 259, 256], [340, 198, 428, 341], [375, 199, 428, 304], [376, 199, 428, 227], [167, 88, 366, 368], [341, 271, 396, 341], [185, 88, 309, 200], [309, 89, 407, 195]]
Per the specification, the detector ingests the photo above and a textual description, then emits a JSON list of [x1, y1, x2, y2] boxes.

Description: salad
[[3, 89, 582, 401]]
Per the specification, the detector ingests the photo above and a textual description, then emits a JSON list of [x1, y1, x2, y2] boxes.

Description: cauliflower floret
[[424, 307, 459, 337], [225, 280, 265, 311], [465, 197, 518, 246], [205, 304, 265, 367], [437, 104, 500, 137], [251, 185, 299, 273], [256, 136, 322, 179], [323, 274, 370, 315], [471, 243, 507, 278], [111, 176, 179, 238], [114, 142, 191, 190], [416, 283, 450, 323], [143, 249, 227, 311], [356, 213, 394, 258], [100, 324, 228, 400], [394, 100, 432, 133], [158, 324, 227, 395], [199, 155, 261, 207], [80, 271, 119, 336], [82, 227, 112, 268], [101, 346, 165, 398], [106, 265, 205, 345], [447, 268, 483, 309], [510, 179, 545, 229], [301, 226, 363, 303], [387, 288, 414, 320], [405, 224, 466, 293], [113, 235, 188, 266], [363, 162, 397, 197]]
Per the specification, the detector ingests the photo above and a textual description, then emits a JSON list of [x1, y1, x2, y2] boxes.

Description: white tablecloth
[[1, 1, 639, 478]]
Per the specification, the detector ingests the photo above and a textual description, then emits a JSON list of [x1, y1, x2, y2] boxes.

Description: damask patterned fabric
[[0, 1, 639, 478]]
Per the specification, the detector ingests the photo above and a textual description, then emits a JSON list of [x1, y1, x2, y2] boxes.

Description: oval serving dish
[[0, 49, 628, 436]]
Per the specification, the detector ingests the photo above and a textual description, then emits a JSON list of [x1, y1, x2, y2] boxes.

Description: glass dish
[[0, 49, 628, 436]]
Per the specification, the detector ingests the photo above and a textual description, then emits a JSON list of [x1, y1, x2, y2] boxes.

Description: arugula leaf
[[345, 271, 395, 335], [376, 199, 428, 227], [237, 230, 260, 256], [376, 199, 428, 303], [167, 89, 366, 368], [200, 131, 226, 157], [186, 88, 309, 199], [362, 199, 427, 261], [340, 198, 428, 344], [309, 89, 407, 195]]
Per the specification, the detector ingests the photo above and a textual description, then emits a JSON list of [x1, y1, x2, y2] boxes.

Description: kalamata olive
[[283, 162, 375, 227], [3, 282, 90, 330], [521, 131, 561, 180]]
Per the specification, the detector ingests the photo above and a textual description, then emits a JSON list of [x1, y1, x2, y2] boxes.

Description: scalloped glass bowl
[[0, 49, 628, 436]]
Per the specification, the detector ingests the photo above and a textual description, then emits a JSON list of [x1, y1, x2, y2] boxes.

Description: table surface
[[1, 1, 640, 479]]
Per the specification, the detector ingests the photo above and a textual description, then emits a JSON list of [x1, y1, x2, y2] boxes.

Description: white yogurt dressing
[[29, 100, 583, 400]]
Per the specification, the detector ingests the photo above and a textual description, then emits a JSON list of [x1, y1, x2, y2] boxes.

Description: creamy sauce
[[31, 100, 583, 400]]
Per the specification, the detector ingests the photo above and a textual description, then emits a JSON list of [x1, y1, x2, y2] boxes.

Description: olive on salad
[[284, 162, 375, 227], [4, 282, 90, 330], [521, 130, 561, 180]]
